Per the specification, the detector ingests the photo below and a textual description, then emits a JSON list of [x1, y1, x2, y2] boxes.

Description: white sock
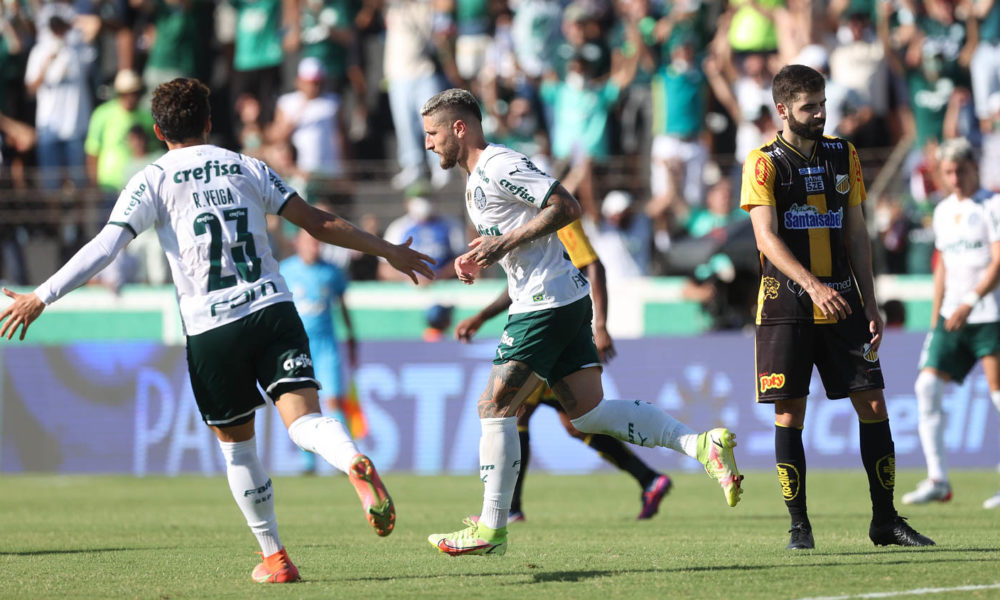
[[915, 370, 947, 482], [570, 399, 699, 459], [218, 438, 282, 556], [288, 413, 360, 474], [479, 417, 520, 531]]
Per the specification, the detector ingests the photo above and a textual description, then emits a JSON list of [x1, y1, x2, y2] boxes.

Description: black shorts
[[186, 302, 319, 426], [754, 311, 885, 402]]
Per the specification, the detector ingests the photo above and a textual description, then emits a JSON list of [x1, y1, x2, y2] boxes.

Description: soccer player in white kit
[[420, 88, 744, 557], [903, 137, 1000, 509], [0, 79, 437, 582]]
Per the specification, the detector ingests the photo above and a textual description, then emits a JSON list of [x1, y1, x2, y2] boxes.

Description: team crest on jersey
[[862, 343, 879, 363], [474, 186, 487, 210], [761, 276, 780, 300], [754, 156, 771, 187], [835, 174, 850, 194]]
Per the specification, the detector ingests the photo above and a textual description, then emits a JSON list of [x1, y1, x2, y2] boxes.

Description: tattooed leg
[[468, 361, 541, 532], [478, 361, 542, 418]]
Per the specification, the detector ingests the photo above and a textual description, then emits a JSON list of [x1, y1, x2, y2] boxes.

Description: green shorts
[[918, 319, 1000, 383], [494, 295, 601, 384], [186, 301, 319, 426]]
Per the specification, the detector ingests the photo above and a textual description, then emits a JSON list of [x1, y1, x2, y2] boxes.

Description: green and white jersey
[[465, 144, 590, 314], [108, 145, 296, 335], [933, 189, 1000, 323]]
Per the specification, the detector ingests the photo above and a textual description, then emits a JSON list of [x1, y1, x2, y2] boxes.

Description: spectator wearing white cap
[[270, 57, 345, 190], [584, 190, 653, 281], [85, 69, 156, 193]]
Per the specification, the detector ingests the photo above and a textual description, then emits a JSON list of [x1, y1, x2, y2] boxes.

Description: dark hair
[[771, 65, 825, 107], [420, 88, 482, 125], [152, 78, 211, 143]]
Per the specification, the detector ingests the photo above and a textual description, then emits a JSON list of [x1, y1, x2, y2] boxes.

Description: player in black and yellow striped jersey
[[741, 64, 933, 550], [455, 219, 674, 521]]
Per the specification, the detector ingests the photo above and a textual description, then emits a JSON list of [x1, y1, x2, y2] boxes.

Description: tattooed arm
[[463, 184, 582, 270]]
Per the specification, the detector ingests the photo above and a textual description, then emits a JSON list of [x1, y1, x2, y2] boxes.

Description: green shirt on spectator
[[233, 0, 284, 72], [85, 99, 156, 190]]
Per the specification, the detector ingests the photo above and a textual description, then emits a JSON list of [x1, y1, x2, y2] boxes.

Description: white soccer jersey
[[465, 144, 590, 314], [107, 145, 296, 335], [933, 189, 1000, 323]]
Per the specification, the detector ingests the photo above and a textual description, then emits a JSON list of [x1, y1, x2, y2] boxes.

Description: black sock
[[510, 428, 529, 514], [775, 425, 808, 526], [860, 419, 897, 524], [586, 434, 658, 490]]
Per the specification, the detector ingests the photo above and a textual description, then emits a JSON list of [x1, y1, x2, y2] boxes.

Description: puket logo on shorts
[[759, 372, 786, 393], [283, 353, 313, 373]]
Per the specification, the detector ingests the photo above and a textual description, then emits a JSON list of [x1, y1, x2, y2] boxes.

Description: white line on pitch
[[797, 582, 1000, 600]]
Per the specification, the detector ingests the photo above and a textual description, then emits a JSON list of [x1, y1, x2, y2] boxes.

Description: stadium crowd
[[0, 0, 998, 328]]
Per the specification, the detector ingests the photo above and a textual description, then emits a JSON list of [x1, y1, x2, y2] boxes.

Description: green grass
[[2, 469, 999, 599]]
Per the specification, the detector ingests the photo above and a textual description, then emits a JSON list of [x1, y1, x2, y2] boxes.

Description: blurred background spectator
[[0, 0, 992, 330], [379, 184, 466, 283]]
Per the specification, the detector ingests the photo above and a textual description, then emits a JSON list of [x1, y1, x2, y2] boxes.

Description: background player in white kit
[[420, 88, 743, 557], [0, 78, 436, 583], [903, 138, 1000, 509]]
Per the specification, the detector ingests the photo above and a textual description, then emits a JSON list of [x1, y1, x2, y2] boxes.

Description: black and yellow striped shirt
[[740, 134, 866, 325]]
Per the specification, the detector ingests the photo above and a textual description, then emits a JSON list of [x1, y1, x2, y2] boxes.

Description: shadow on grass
[[1, 547, 150, 557], [338, 554, 1000, 584]]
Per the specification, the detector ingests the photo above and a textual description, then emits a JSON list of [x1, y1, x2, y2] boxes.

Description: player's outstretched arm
[[455, 288, 513, 342], [281, 195, 437, 283], [463, 184, 581, 270], [749, 204, 851, 320], [0, 224, 133, 340]]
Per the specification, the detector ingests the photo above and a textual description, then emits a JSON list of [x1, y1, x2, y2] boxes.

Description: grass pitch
[[2, 469, 999, 600]]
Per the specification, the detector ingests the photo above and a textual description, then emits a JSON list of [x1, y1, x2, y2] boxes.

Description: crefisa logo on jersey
[[474, 186, 487, 210]]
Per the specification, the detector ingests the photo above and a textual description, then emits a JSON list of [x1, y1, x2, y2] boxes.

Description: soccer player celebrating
[[902, 138, 1000, 509], [421, 88, 742, 557], [741, 65, 933, 550], [454, 220, 674, 522], [0, 78, 436, 582]]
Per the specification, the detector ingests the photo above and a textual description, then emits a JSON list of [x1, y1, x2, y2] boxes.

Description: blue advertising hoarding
[[1, 331, 997, 474]]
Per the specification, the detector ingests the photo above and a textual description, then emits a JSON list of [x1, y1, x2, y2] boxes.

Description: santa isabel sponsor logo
[[784, 204, 843, 230]]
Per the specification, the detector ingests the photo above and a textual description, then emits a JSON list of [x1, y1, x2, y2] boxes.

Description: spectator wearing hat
[[85, 69, 156, 195], [270, 57, 345, 199], [585, 189, 653, 281]]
